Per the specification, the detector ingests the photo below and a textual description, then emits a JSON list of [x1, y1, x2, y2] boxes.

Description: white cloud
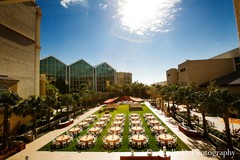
[[60, 0, 89, 9], [116, 0, 182, 36], [99, 3, 108, 10]]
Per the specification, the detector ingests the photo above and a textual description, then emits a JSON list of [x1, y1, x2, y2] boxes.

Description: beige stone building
[[166, 68, 178, 85], [0, 0, 41, 136], [116, 72, 132, 86], [0, 0, 41, 98], [166, 48, 239, 88]]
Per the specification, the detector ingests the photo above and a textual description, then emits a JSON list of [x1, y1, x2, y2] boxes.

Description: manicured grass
[[39, 104, 190, 152]]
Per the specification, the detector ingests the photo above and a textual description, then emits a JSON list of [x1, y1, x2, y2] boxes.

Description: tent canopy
[[130, 96, 143, 102], [104, 97, 118, 104]]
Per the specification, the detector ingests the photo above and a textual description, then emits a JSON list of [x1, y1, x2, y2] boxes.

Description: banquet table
[[56, 135, 70, 146], [157, 134, 174, 145], [68, 127, 81, 136], [104, 134, 121, 148], [113, 120, 123, 127], [80, 135, 95, 143], [95, 121, 106, 128], [84, 117, 93, 123], [109, 126, 122, 135], [131, 126, 144, 134], [146, 116, 155, 121], [78, 121, 88, 128], [88, 127, 101, 135], [131, 120, 141, 126], [149, 120, 160, 126]]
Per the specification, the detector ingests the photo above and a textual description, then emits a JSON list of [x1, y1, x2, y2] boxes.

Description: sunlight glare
[[117, 0, 181, 35]]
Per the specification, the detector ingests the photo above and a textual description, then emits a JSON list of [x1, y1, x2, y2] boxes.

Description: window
[[234, 56, 240, 63], [180, 68, 186, 72], [236, 64, 240, 71]]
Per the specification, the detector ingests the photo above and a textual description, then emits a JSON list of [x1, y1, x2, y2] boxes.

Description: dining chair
[[81, 142, 86, 149], [110, 142, 114, 149], [55, 142, 60, 148], [168, 141, 173, 148], [137, 142, 142, 149], [62, 141, 67, 147]]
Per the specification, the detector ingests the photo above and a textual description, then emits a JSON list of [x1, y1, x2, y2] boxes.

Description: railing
[[176, 114, 240, 154]]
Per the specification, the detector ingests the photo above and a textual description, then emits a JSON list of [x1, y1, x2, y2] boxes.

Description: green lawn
[[38, 104, 190, 152]]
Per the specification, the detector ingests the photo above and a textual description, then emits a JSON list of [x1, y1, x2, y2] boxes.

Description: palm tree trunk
[[32, 116, 37, 138], [167, 100, 170, 113], [3, 106, 9, 149], [80, 103, 83, 114], [47, 107, 51, 130], [202, 111, 207, 138], [67, 105, 69, 119], [186, 104, 192, 128], [73, 105, 76, 118], [85, 100, 88, 111], [223, 115, 233, 150]]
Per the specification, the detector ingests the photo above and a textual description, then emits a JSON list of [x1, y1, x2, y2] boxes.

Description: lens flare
[[117, 0, 181, 35]]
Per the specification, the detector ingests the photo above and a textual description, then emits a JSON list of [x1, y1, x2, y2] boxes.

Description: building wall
[[166, 68, 178, 85], [178, 59, 235, 87], [0, 2, 39, 98], [116, 72, 132, 86]]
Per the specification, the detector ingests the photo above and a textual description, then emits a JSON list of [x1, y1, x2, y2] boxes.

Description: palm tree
[[83, 90, 91, 111], [176, 86, 195, 128], [79, 83, 91, 111], [169, 85, 179, 118], [159, 85, 171, 113], [18, 95, 45, 138], [122, 84, 132, 96], [209, 89, 238, 150], [131, 81, 146, 98], [193, 90, 210, 138], [89, 90, 99, 107], [44, 95, 57, 130], [72, 93, 81, 118], [0, 91, 21, 149], [59, 94, 74, 119]]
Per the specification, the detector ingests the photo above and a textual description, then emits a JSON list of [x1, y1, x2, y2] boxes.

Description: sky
[[37, 0, 239, 85]]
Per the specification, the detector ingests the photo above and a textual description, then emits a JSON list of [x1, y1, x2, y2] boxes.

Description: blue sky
[[37, 0, 239, 85]]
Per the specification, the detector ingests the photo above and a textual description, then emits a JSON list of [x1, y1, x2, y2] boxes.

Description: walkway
[[8, 103, 222, 160], [190, 109, 240, 132]]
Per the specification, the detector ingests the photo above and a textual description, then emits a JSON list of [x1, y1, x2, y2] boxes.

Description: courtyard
[[38, 104, 189, 152], [8, 102, 219, 160]]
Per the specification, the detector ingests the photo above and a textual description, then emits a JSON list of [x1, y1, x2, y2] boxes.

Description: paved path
[[190, 110, 240, 133], [8, 103, 222, 160]]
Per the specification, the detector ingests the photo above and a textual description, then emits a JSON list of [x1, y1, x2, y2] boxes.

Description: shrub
[[17, 124, 27, 135]]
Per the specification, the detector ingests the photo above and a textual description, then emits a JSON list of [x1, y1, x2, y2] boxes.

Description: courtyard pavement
[[7, 103, 229, 160]]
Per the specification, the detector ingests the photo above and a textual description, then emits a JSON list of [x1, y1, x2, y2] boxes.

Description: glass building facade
[[95, 62, 116, 92], [40, 56, 117, 93], [68, 60, 94, 92], [40, 56, 67, 82]]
